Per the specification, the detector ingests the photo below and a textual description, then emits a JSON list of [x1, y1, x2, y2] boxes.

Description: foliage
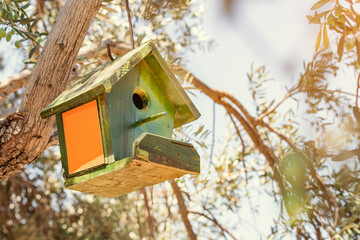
[[0, 0, 44, 53], [0, 152, 139, 239], [1, 0, 360, 240]]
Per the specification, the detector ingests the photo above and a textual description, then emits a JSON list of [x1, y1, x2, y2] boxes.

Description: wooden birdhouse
[[40, 42, 200, 197]]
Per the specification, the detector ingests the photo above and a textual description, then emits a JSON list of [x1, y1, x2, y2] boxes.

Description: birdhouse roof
[[40, 41, 200, 128]]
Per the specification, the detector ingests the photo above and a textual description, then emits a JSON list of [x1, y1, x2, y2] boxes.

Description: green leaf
[[337, 35, 345, 61], [323, 26, 330, 49], [28, 44, 38, 59], [76, 56, 88, 61], [342, 8, 356, 22], [311, 0, 330, 10], [315, 28, 322, 51], [21, 1, 31, 10], [101, 5, 118, 13], [96, 12, 110, 20], [355, 38, 360, 64], [194, 125, 204, 137], [136, 32, 147, 47]]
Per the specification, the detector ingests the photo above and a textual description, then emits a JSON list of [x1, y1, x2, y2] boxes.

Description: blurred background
[[1, 0, 360, 239]]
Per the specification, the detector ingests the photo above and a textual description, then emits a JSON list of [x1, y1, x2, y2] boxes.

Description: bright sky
[[185, 0, 353, 239]]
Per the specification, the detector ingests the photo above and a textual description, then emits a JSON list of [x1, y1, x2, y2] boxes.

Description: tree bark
[[0, 0, 102, 180], [0, 42, 131, 105], [0, 70, 31, 104], [170, 180, 197, 240]]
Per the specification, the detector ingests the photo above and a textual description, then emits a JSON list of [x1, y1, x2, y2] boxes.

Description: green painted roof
[[40, 41, 200, 128]]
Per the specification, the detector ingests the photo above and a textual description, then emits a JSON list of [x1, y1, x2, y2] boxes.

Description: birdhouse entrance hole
[[132, 89, 148, 110]]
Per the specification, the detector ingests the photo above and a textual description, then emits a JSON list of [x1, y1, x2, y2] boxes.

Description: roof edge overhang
[[143, 47, 200, 128], [40, 41, 200, 128], [40, 42, 154, 118]]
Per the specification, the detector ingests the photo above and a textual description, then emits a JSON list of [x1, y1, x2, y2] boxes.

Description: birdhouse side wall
[[61, 100, 105, 175], [56, 95, 114, 178], [106, 62, 176, 161]]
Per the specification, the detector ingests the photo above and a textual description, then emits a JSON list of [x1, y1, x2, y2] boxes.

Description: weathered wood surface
[[0, 0, 103, 180], [106, 63, 176, 160], [40, 43, 154, 118], [56, 114, 69, 176], [57, 95, 115, 178], [40, 42, 200, 129], [65, 133, 200, 197], [133, 133, 200, 174], [143, 47, 201, 127], [97, 93, 115, 165]]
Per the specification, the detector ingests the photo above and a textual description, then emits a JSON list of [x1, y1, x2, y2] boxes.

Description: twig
[[209, 102, 216, 167], [258, 118, 339, 227], [125, 0, 135, 49], [135, 201, 144, 240], [257, 87, 354, 121], [189, 211, 238, 240], [170, 180, 197, 240], [356, 72, 360, 107], [187, 73, 285, 193], [140, 188, 154, 240], [257, 91, 295, 121], [258, 120, 297, 150], [162, 188, 173, 220], [228, 113, 248, 183]]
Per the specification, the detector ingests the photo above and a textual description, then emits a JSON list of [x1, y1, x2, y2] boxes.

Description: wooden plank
[[65, 158, 187, 197], [64, 157, 132, 187], [106, 63, 175, 160], [64, 133, 200, 197], [143, 50, 201, 128], [133, 133, 200, 174], [56, 114, 69, 177], [97, 93, 115, 164]]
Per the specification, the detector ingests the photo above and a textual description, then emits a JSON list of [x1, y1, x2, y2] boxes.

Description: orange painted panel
[[62, 100, 104, 174]]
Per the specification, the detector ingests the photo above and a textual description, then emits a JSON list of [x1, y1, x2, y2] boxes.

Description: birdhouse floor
[[64, 133, 200, 198]]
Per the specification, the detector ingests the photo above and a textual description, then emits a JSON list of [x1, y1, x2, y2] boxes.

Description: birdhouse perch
[[40, 41, 201, 198]]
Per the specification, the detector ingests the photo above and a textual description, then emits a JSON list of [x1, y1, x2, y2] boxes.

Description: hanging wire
[[209, 102, 216, 167], [106, 1, 134, 61], [125, 0, 135, 49], [106, 43, 115, 61]]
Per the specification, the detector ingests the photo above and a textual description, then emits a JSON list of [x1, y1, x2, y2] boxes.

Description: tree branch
[[0, 42, 132, 105], [176, 69, 285, 193], [189, 211, 239, 240], [256, 91, 295, 121], [135, 201, 144, 240], [140, 188, 155, 240], [0, 70, 32, 104], [258, 120, 297, 150], [0, 0, 103, 180], [170, 180, 197, 240]]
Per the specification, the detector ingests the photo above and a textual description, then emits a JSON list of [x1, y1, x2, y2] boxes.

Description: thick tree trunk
[[0, 0, 103, 180]]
